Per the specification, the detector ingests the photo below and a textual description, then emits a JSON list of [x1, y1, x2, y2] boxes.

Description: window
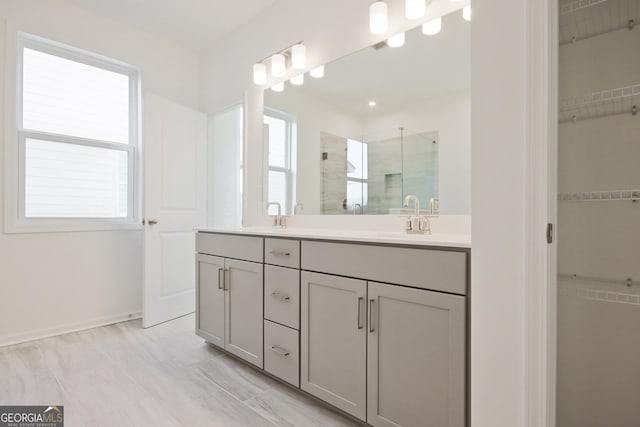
[[347, 139, 368, 213], [264, 109, 296, 215], [8, 33, 140, 231]]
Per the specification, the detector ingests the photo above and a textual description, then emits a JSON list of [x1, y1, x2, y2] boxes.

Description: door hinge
[[546, 223, 553, 244]]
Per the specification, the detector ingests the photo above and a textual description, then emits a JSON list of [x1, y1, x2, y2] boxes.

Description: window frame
[[263, 108, 296, 216], [5, 32, 141, 233]]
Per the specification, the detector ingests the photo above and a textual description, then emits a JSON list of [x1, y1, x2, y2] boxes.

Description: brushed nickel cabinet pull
[[224, 269, 229, 291], [218, 268, 224, 290], [271, 291, 291, 301], [357, 297, 364, 330], [270, 345, 290, 357], [269, 250, 291, 257], [369, 299, 375, 333]]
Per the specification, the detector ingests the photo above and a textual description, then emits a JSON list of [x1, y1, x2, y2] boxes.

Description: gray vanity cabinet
[[367, 281, 466, 427], [195, 233, 264, 368], [195, 254, 225, 348], [223, 258, 264, 367], [300, 271, 367, 421]]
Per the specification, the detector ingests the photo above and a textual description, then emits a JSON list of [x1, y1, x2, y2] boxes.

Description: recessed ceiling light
[[368, 101, 377, 107]]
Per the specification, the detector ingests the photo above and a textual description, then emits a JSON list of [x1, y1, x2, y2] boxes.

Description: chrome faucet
[[403, 194, 430, 234], [429, 197, 440, 216], [353, 203, 362, 215], [266, 202, 286, 228]]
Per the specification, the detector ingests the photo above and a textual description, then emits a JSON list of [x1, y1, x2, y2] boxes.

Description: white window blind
[[15, 33, 139, 226], [22, 48, 130, 144]]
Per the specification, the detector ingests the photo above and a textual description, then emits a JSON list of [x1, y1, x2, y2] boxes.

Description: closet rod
[[558, 273, 638, 287]]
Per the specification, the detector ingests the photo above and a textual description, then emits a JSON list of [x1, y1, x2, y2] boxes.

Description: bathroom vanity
[[195, 228, 470, 427]]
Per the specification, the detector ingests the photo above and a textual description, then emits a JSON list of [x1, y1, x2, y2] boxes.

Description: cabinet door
[[367, 282, 466, 427], [301, 271, 367, 421], [195, 254, 225, 348], [224, 259, 264, 367]]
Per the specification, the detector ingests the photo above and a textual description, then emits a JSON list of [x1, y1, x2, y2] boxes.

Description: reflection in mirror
[[264, 9, 470, 215]]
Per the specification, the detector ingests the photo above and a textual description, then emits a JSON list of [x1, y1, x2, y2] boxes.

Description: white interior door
[[143, 94, 206, 328]]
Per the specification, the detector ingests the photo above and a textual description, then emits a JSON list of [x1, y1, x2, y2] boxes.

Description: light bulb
[[310, 65, 325, 78], [422, 17, 442, 35], [253, 63, 267, 85], [387, 32, 405, 48], [291, 74, 304, 85], [271, 54, 286, 77], [369, 1, 388, 35], [271, 82, 284, 92], [368, 101, 376, 107], [291, 44, 306, 69], [463, 5, 471, 21], [405, 0, 425, 19]]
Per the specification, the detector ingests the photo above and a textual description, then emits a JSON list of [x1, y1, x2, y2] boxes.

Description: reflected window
[[264, 110, 296, 215], [347, 139, 368, 212]]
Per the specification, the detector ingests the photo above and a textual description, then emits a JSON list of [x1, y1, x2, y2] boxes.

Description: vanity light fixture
[[272, 82, 285, 92], [291, 74, 304, 85], [253, 63, 267, 85], [252, 41, 307, 86], [368, 100, 377, 107], [387, 32, 405, 47], [405, 0, 425, 19], [422, 17, 442, 35], [271, 53, 286, 77], [310, 65, 325, 78], [462, 5, 472, 21], [369, 1, 388, 34], [291, 44, 306, 69]]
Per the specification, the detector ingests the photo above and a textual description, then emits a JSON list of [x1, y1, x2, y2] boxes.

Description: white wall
[[0, 0, 200, 346], [361, 92, 471, 214], [470, 1, 527, 426], [201, 1, 530, 427]]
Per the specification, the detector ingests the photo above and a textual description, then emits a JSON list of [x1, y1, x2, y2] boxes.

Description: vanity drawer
[[264, 265, 300, 329], [264, 320, 300, 387], [265, 238, 300, 268], [301, 241, 467, 295], [196, 233, 263, 263]]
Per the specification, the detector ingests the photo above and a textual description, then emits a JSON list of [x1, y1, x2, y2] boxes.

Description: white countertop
[[196, 227, 471, 249]]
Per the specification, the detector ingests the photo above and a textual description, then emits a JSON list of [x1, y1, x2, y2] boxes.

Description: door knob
[[148, 219, 158, 225]]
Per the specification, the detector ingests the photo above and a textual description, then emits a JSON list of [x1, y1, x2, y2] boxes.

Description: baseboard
[[0, 311, 143, 348]]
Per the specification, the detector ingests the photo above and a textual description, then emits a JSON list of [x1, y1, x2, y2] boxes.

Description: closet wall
[[557, 1, 640, 426]]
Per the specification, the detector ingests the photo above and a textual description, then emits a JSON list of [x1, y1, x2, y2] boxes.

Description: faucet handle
[[420, 216, 431, 234]]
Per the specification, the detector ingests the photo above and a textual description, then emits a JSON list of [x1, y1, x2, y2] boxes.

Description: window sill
[[4, 218, 143, 234]]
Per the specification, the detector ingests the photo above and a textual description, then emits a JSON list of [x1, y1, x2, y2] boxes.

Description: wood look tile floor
[[0, 314, 359, 427]]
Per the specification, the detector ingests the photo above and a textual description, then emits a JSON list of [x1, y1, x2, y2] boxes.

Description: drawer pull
[[357, 297, 364, 330], [270, 345, 290, 357], [271, 291, 291, 301], [269, 250, 291, 257], [218, 268, 224, 290], [369, 299, 376, 333]]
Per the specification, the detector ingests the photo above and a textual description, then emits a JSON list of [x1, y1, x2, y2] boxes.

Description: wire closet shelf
[[558, 84, 640, 123], [559, 0, 640, 45], [558, 189, 640, 201]]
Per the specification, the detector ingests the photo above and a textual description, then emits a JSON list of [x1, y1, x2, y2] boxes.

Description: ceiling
[[67, 0, 277, 51], [267, 10, 470, 118]]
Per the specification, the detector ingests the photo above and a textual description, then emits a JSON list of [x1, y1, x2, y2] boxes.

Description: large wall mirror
[[264, 8, 470, 215]]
